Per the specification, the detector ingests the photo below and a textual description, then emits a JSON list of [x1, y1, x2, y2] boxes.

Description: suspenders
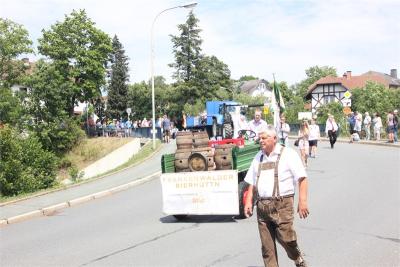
[[255, 146, 289, 201]]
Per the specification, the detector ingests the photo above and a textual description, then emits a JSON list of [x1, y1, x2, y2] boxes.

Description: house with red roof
[[305, 69, 399, 112]]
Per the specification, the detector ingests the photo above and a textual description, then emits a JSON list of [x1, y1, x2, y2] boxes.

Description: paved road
[[1, 142, 399, 266]]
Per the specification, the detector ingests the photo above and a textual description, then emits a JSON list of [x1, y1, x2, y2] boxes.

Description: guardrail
[[84, 126, 163, 139]]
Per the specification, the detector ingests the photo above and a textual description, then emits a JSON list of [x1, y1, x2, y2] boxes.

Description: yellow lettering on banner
[[167, 171, 236, 189]]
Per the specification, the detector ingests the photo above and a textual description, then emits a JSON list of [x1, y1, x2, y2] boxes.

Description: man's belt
[[258, 194, 294, 201]]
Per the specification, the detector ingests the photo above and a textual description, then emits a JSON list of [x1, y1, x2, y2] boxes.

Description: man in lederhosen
[[244, 125, 309, 267]]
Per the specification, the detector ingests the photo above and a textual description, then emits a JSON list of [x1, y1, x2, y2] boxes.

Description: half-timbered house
[[305, 69, 399, 113]]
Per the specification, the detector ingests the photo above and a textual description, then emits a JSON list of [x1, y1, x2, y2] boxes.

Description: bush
[[32, 118, 85, 156], [0, 125, 58, 196]]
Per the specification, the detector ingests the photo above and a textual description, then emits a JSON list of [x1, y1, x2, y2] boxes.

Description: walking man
[[244, 125, 309, 267], [162, 114, 171, 143], [325, 115, 338, 148], [277, 116, 290, 147]]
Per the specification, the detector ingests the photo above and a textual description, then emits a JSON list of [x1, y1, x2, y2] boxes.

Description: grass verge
[[58, 137, 134, 181]]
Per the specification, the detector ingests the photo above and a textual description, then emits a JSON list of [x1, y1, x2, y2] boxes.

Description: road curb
[[6, 210, 43, 225], [42, 202, 69, 216], [0, 171, 161, 227]]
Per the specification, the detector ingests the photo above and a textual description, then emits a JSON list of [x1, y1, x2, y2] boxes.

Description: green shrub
[[68, 165, 79, 181], [0, 125, 58, 196], [32, 118, 85, 156], [58, 157, 72, 168]]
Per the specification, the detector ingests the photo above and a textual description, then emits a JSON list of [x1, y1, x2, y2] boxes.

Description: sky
[[1, 0, 399, 86]]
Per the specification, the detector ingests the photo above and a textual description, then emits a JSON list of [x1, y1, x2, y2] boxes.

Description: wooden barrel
[[214, 154, 232, 169], [174, 150, 191, 172], [193, 131, 209, 148], [176, 131, 193, 150], [192, 147, 214, 169], [214, 144, 234, 156], [208, 163, 216, 171], [188, 153, 208, 172]]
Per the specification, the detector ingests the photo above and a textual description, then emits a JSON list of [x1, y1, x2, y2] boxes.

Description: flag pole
[[272, 73, 279, 129]]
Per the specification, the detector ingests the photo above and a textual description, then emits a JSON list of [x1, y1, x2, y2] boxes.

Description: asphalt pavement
[[0, 136, 398, 227]]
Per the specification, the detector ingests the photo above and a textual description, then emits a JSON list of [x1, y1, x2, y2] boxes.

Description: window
[[323, 95, 336, 104]]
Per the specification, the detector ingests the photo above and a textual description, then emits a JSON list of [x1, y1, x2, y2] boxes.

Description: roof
[[306, 70, 400, 97], [238, 79, 271, 95]]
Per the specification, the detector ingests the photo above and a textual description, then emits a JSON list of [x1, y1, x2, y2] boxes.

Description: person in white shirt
[[277, 116, 290, 147], [308, 118, 320, 158], [141, 117, 149, 127], [325, 115, 338, 148], [363, 112, 372, 140], [373, 113, 383, 141], [249, 109, 268, 140], [237, 113, 250, 138], [354, 111, 362, 135], [244, 125, 309, 267]]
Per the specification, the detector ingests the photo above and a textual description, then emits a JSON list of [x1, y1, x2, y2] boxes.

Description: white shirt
[[308, 124, 320, 141], [373, 117, 382, 129], [277, 122, 290, 139], [364, 115, 371, 126], [249, 119, 268, 136], [244, 144, 307, 198], [325, 119, 338, 134]]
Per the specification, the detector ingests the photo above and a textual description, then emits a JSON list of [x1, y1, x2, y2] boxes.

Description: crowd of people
[[347, 109, 398, 143], [237, 108, 398, 169], [93, 114, 178, 140]]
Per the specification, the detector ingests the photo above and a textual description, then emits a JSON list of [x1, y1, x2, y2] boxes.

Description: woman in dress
[[308, 118, 320, 158], [298, 120, 310, 167]]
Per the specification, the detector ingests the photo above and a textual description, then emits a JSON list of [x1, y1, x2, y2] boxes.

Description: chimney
[[390, 69, 397, 79], [343, 71, 351, 79]]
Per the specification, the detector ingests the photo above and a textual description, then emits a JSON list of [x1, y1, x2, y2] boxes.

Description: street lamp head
[[181, 2, 198, 9]]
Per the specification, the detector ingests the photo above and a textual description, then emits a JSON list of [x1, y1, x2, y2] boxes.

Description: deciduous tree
[[0, 18, 33, 88], [296, 65, 337, 98], [38, 9, 112, 117]]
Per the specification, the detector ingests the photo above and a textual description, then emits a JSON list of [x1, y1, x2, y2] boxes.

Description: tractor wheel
[[212, 119, 218, 138], [223, 123, 233, 139]]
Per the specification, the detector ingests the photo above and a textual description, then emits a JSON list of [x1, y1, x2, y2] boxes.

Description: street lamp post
[[150, 2, 198, 150]]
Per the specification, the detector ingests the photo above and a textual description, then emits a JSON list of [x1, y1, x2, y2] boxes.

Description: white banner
[[341, 98, 352, 107], [160, 170, 239, 215]]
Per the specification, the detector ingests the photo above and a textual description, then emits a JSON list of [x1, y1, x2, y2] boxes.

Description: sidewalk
[[1, 137, 398, 227], [0, 140, 177, 226]]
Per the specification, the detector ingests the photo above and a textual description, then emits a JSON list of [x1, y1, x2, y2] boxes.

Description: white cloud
[[1, 0, 399, 85]]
